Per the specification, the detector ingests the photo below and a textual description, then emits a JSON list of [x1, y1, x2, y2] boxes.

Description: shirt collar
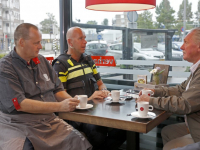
[[65, 52, 84, 62], [32, 57, 40, 65], [11, 47, 27, 66], [11, 47, 40, 66], [190, 59, 200, 74]]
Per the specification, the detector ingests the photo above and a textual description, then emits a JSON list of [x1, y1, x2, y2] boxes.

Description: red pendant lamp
[[85, 0, 156, 12]]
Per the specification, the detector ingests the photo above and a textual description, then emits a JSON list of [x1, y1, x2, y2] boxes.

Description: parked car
[[133, 43, 165, 60], [172, 42, 183, 51], [107, 43, 123, 60], [106, 42, 165, 60], [156, 43, 183, 61], [84, 41, 108, 56]]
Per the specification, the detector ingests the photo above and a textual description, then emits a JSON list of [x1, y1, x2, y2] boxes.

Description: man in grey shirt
[[0, 23, 92, 150]]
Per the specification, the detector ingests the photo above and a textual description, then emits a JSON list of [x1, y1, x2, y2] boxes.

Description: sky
[[20, 0, 60, 25], [20, 0, 199, 26]]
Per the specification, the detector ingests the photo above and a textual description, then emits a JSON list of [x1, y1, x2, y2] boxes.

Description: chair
[[150, 64, 170, 84]]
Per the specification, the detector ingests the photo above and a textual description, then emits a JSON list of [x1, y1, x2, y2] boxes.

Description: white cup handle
[[77, 96, 80, 106], [151, 91, 154, 95], [149, 105, 153, 111]]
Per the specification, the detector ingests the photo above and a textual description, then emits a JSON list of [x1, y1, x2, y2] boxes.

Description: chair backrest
[[150, 64, 170, 84]]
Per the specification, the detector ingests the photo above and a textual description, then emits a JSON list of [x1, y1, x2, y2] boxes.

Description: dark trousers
[[67, 120, 126, 150], [23, 138, 34, 150]]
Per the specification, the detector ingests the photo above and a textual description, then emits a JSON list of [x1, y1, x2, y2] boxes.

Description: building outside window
[[15, 0, 198, 84]]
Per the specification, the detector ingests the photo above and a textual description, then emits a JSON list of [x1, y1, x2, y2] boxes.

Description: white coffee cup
[[142, 89, 154, 97], [77, 95, 88, 108], [110, 90, 120, 102], [137, 101, 153, 117]]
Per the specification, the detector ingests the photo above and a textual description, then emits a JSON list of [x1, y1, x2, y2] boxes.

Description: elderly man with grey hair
[[137, 27, 200, 150], [0, 23, 92, 150]]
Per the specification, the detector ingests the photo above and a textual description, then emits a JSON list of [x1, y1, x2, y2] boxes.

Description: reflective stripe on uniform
[[92, 64, 98, 75], [59, 76, 67, 82], [96, 78, 102, 82], [59, 71, 68, 75], [68, 67, 93, 80], [68, 65, 82, 71], [67, 59, 74, 66], [84, 67, 93, 74], [93, 68, 98, 75]]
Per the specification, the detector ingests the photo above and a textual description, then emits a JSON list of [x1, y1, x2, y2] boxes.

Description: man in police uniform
[[53, 27, 126, 150], [0, 23, 92, 150], [53, 27, 108, 99]]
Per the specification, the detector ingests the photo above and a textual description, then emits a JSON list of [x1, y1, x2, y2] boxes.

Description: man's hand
[[139, 88, 155, 96], [89, 90, 110, 100], [59, 98, 80, 112], [136, 94, 150, 103], [102, 89, 110, 97], [18, 98, 79, 114]]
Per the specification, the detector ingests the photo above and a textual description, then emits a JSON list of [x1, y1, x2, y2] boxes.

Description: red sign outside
[[45, 56, 116, 66], [45, 57, 54, 64], [91, 56, 116, 66]]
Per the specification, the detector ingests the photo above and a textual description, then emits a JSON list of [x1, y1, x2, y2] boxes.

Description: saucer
[[104, 97, 125, 103], [128, 94, 139, 99], [76, 104, 93, 110], [104, 97, 112, 101], [131, 112, 156, 118], [110, 100, 124, 103]]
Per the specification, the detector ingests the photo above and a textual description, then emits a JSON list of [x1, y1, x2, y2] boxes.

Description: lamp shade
[[85, 0, 156, 12]]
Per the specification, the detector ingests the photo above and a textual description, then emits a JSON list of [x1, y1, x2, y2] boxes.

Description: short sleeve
[[91, 62, 101, 82], [0, 62, 26, 113]]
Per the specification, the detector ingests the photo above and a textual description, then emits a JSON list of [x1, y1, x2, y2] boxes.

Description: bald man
[[53, 27, 126, 150], [56, 27, 109, 99]]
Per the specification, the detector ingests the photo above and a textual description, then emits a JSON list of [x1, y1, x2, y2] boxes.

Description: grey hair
[[189, 27, 200, 44], [14, 23, 38, 46]]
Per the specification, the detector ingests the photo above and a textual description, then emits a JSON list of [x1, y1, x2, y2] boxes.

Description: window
[[15, 0, 196, 84], [0, 20, 2, 29], [115, 44, 122, 50], [86, 44, 96, 50], [18, 0, 59, 53], [99, 44, 107, 48]]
